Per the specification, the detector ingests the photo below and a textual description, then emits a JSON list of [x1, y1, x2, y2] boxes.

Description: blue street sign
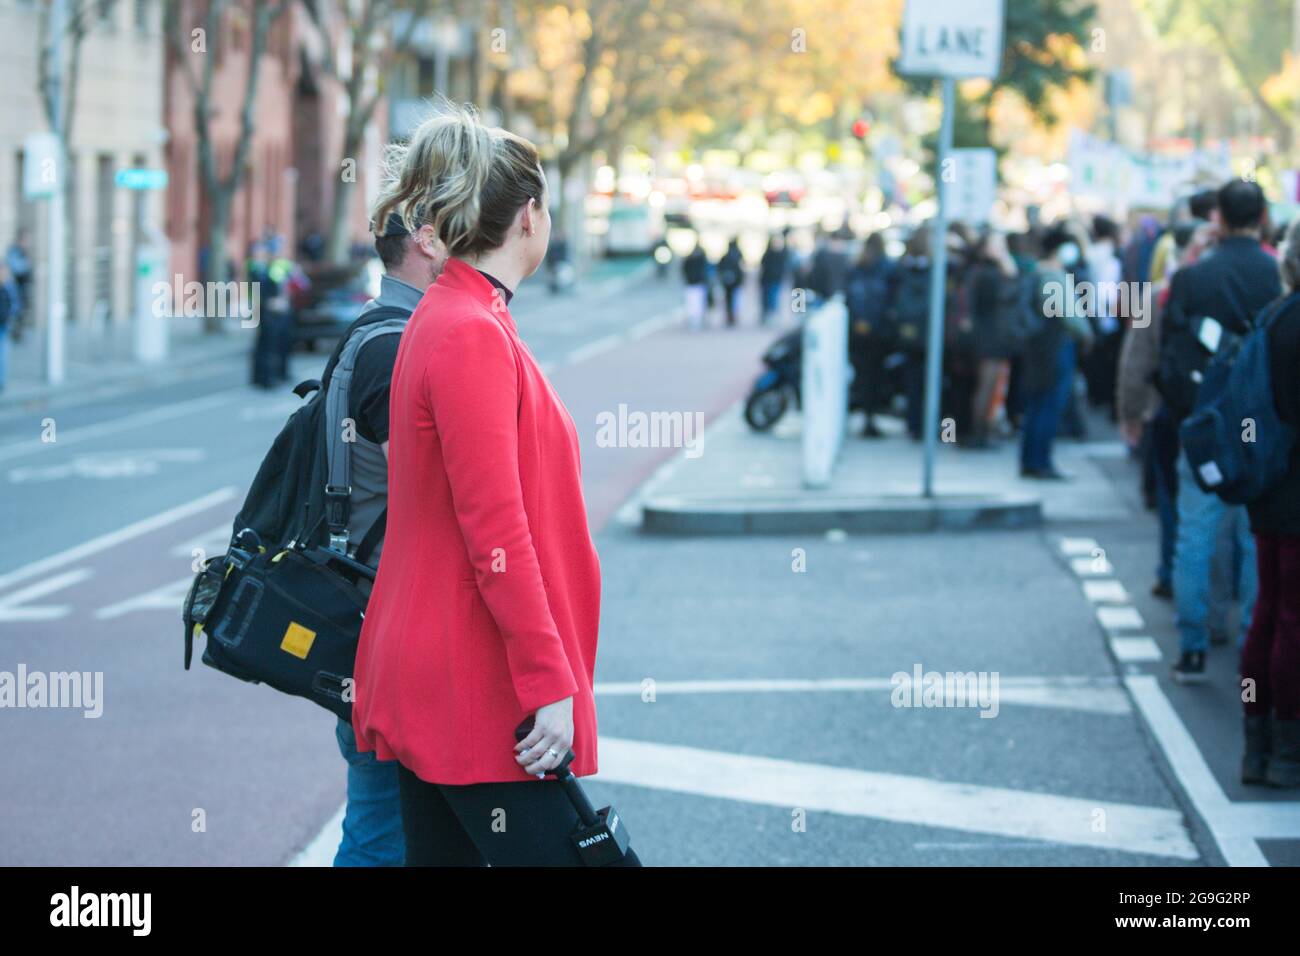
[[114, 168, 169, 191]]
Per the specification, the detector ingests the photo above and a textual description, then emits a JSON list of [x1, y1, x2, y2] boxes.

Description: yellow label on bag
[[280, 622, 316, 660]]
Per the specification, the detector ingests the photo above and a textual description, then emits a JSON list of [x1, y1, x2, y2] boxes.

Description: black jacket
[[1248, 293, 1300, 536], [1165, 236, 1281, 339]]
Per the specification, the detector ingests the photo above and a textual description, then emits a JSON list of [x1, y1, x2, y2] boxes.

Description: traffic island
[[641, 491, 1042, 535]]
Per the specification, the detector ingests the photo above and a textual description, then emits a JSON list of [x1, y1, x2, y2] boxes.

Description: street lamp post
[[46, 0, 68, 386]]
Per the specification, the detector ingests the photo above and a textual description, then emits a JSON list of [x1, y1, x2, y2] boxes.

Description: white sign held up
[[942, 148, 998, 224]]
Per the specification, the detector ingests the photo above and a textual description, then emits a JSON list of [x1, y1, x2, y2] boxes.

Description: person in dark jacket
[[894, 227, 933, 440], [965, 231, 1020, 448], [682, 239, 711, 331], [846, 233, 898, 437], [717, 238, 745, 327], [1019, 227, 1079, 479], [1165, 179, 1283, 683], [1240, 218, 1300, 789], [759, 232, 789, 323]]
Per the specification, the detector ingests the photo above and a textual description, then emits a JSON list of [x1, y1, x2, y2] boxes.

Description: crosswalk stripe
[[595, 737, 1199, 860], [593, 675, 1131, 715]]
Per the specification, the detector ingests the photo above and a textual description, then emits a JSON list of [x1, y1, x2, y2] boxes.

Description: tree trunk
[[204, 192, 231, 333], [326, 123, 365, 265]]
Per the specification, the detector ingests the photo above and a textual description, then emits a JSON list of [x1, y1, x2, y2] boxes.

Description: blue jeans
[[333, 718, 405, 866], [1020, 340, 1074, 473], [1173, 457, 1257, 653], [1150, 405, 1180, 588]]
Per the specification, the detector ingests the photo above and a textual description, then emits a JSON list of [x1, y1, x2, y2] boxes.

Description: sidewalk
[[0, 254, 653, 413], [0, 314, 252, 413], [637, 408, 1132, 533]]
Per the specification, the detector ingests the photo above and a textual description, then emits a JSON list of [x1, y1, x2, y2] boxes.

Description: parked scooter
[[743, 328, 906, 431]]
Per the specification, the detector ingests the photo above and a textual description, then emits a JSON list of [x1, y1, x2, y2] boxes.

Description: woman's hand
[[514, 696, 574, 776]]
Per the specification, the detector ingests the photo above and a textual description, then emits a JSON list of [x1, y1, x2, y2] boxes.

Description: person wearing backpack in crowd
[[846, 232, 898, 438], [351, 107, 642, 866], [1117, 219, 1207, 601], [1162, 179, 1281, 683], [1239, 218, 1300, 788], [681, 238, 711, 331], [717, 238, 746, 327], [330, 208, 448, 867], [964, 230, 1020, 448], [894, 226, 933, 441], [1019, 226, 1087, 480], [759, 231, 790, 324]]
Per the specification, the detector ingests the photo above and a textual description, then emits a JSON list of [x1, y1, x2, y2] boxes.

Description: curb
[[640, 492, 1043, 535], [0, 337, 249, 413]]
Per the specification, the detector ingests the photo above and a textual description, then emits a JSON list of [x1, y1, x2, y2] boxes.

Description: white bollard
[[133, 227, 170, 363], [801, 293, 851, 488]]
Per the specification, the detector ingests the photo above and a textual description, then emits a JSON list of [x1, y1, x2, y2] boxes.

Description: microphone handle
[[556, 763, 600, 827]]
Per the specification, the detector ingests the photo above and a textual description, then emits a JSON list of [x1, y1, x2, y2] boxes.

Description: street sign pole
[[921, 76, 955, 498], [45, 0, 68, 387]]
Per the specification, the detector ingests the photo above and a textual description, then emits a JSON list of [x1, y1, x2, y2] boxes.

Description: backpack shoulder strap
[[323, 307, 410, 550]]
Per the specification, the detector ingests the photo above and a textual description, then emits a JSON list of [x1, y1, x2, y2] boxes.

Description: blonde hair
[[370, 104, 544, 259]]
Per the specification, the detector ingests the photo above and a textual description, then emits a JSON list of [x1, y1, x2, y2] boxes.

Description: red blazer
[[352, 258, 601, 784]]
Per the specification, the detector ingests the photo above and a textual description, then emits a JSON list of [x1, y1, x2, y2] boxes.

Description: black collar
[[476, 269, 513, 305]]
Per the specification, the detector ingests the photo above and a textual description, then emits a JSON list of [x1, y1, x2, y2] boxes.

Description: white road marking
[[1124, 674, 1269, 866], [0, 487, 238, 594], [95, 577, 193, 620], [0, 390, 244, 463], [8, 448, 206, 484], [1096, 605, 1146, 631], [595, 737, 1198, 860], [593, 675, 1131, 715], [171, 524, 232, 559], [1059, 537, 1100, 557], [1082, 580, 1130, 604], [1070, 555, 1114, 577], [286, 728, 1194, 866], [1110, 636, 1163, 663], [0, 568, 93, 622], [288, 805, 345, 867]]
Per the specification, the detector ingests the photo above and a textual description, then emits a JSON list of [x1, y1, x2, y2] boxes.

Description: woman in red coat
[[351, 108, 639, 866]]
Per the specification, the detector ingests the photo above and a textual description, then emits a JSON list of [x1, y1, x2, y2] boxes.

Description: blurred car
[[293, 258, 383, 351], [763, 173, 807, 207]]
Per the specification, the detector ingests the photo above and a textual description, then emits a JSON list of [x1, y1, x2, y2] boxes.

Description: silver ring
[[546, 748, 559, 758]]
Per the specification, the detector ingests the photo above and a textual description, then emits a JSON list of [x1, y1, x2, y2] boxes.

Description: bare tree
[[306, 0, 433, 264], [165, 0, 292, 309]]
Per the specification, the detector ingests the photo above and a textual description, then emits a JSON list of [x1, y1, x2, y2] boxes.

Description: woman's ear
[[521, 198, 538, 238]]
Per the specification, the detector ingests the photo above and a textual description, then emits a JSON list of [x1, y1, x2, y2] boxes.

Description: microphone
[[514, 716, 632, 865]]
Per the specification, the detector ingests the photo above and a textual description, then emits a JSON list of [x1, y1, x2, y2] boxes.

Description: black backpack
[[1157, 281, 1250, 422], [892, 262, 931, 353], [182, 305, 411, 719], [229, 304, 411, 550]]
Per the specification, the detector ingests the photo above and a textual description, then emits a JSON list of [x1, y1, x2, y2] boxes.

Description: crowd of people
[[691, 177, 1300, 789]]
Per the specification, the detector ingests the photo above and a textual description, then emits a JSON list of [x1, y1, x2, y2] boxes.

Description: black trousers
[[398, 765, 643, 867]]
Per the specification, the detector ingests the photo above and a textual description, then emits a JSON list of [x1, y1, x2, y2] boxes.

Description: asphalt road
[[1, 270, 1287, 866], [0, 272, 774, 865]]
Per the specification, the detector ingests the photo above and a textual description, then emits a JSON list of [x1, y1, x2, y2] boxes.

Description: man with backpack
[[331, 211, 447, 865], [1160, 179, 1282, 683]]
